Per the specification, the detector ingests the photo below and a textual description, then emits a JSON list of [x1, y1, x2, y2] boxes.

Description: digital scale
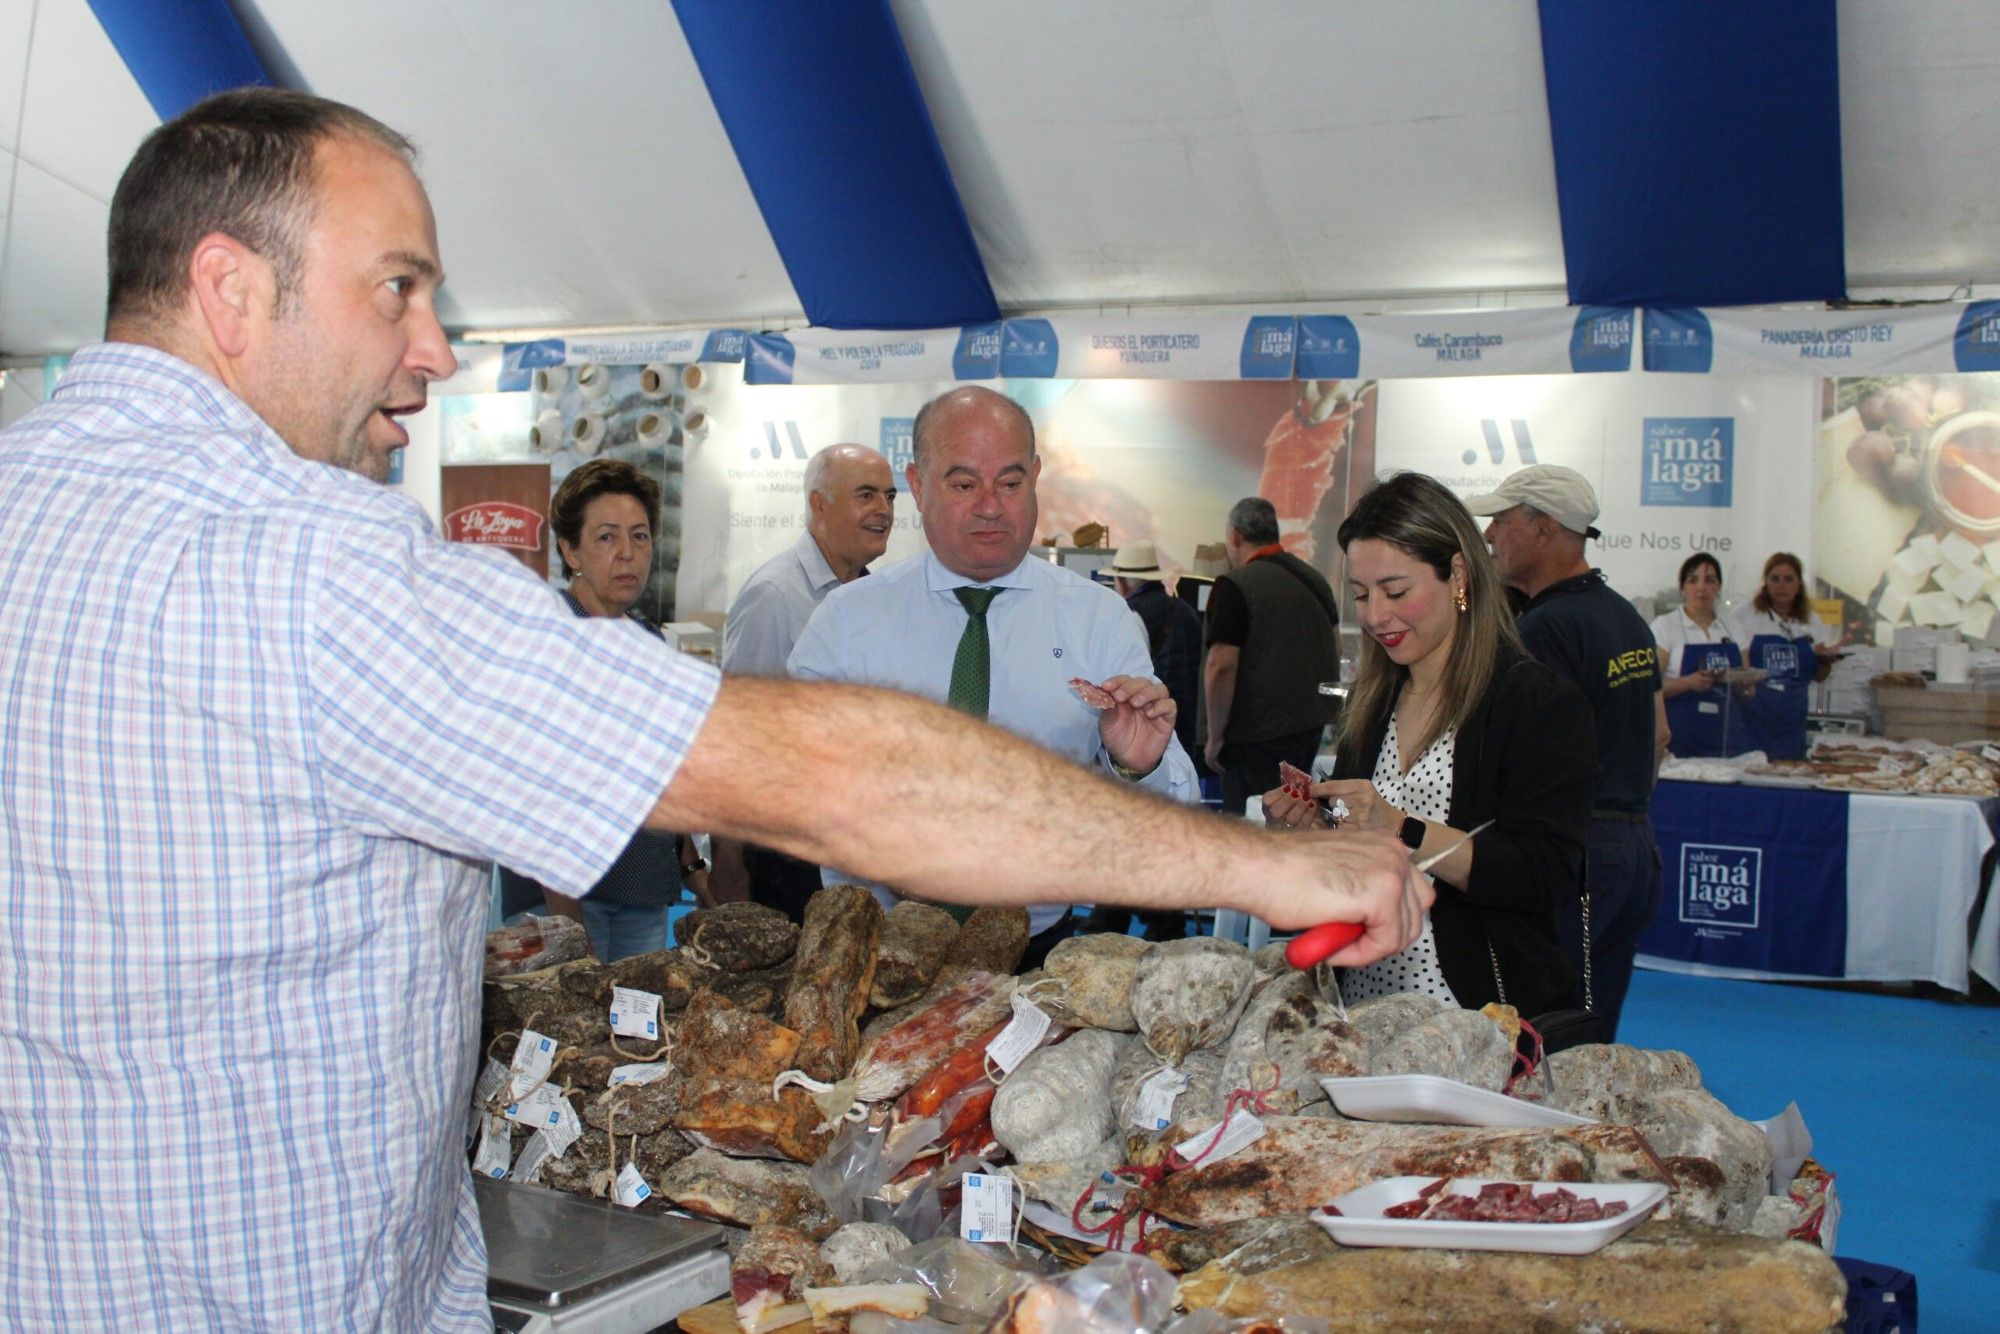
[[477, 1176, 730, 1333]]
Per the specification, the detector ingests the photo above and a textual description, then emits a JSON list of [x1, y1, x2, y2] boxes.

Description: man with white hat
[[1465, 465, 1669, 1038], [1109, 539, 1203, 763]]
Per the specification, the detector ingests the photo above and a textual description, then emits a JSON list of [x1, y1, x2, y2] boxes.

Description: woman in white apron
[[1650, 552, 1741, 757]]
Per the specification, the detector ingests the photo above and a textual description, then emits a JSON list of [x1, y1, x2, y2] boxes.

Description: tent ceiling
[[2, 0, 1998, 358]]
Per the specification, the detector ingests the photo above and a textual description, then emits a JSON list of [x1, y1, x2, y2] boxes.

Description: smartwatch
[[681, 857, 710, 876], [1397, 815, 1426, 850]]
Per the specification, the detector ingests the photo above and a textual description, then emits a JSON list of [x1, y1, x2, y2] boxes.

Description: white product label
[[614, 1161, 652, 1208], [1174, 1112, 1267, 1168], [1132, 1067, 1190, 1131], [474, 1057, 510, 1109], [515, 1130, 555, 1183], [509, 1030, 558, 1100], [610, 1062, 671, 1088], [1980, 745, 2000, 765], [504, 1084, 581, 1156], [984, 996, 1052, 1074], [608, 987, 663, 1041], [472, 1112, 512, 1179], [960, 1172, 1016, 1244]]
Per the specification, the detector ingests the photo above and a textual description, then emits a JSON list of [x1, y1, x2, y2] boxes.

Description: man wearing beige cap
[[1109, 539, 1203, 763], [1466, 465, 1668, 1038]]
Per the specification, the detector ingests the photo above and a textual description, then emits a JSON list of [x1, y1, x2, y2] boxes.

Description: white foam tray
[[1314, 1176, 1667, 1255], [1319, 1074, 1593, 1128]]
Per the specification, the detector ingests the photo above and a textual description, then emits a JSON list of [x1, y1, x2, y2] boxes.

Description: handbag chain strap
[[1487, 886, 1595, 1013]]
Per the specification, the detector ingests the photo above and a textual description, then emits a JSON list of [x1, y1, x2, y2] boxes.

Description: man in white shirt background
[[714, 443, 896, 916]]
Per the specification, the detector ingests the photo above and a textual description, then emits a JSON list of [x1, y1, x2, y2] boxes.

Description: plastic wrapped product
[[782, 885, 884, 1082], [1546, 1043, 1703, 1097], [1174, 1219, 1847, 1332], [818, 1222, 914, 1284], [1147, 1214, 1338, 1277], [1039, 932, 1152, 1031], [1220, 972, 1366, 1112], [992, 1030, 1132, 1163], [1111, 1044, 1227, 1138], [656, 1148, 838, 1239], [989, 1251, 1178, 1334], [1130, 938, 1255, 1065], [850, 1236, 1057, 1326], [851, 971, 1015, 1104], [1345, 991, 1447, 1063]]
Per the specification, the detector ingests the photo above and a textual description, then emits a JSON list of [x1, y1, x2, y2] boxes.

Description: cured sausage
[[870, 900, 961, 1008], [780, 885, 883, 1082], [1131, 938, 1255, 1064]]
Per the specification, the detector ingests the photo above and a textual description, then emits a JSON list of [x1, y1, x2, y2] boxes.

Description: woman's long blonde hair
[[1335, 472, 1522, 763]]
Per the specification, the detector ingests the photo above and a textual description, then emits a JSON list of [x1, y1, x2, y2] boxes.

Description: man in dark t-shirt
[[1468, 466, 1668, 1037], [1204, 497, 1340, 814]]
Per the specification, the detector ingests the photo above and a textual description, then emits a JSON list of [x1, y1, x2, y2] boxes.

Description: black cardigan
[[1332, 646, 1596, 1015]]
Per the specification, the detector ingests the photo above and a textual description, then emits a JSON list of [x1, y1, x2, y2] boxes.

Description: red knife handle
[[1286, 921, 1365, 969]]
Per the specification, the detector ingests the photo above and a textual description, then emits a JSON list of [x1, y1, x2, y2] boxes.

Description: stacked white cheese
[[1877, 530, 2000, 642]]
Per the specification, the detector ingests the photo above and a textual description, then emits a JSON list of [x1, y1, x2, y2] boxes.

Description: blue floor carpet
[[1621, 969, 2000, 1330]]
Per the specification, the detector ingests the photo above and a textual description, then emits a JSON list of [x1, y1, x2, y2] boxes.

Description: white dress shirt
[[723, 531, 853, 676]]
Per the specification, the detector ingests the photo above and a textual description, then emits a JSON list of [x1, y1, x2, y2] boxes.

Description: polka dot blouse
[[1339, 714, 1461, 1006]]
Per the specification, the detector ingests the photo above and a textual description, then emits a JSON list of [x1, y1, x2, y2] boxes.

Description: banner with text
[[1373, 372, 1814, 603], [1645, 302, 2000, 376], [1323, 307, 1634, 380], [995, 314, 1298, 380], [743, 325, 1000, 385]]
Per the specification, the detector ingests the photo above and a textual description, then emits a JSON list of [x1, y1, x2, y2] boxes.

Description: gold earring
[[1453, 585, 1469, 614]]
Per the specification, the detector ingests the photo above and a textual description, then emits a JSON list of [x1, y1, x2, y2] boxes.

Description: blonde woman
[[1265, 473, 1595, 1017]]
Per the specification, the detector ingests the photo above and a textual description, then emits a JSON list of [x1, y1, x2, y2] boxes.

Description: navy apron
[[1666, 638, 1742, 757], [1741, 632, 1817, 759]]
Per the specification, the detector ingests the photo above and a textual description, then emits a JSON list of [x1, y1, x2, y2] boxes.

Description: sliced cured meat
[[1136, 1118, 1671, 1227], [730, 1224, 832, 1334], [1069, 676, 1117, 710]]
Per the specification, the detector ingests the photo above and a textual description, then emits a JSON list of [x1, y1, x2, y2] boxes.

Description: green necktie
[[948, 586, 1001, 719], [936, 586, 1001, 922]]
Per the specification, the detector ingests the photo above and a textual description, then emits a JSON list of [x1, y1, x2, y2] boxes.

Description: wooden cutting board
[[673, 1295, 815, 1333]]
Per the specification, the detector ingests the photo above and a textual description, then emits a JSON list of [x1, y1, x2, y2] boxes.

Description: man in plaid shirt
[[0, 89, 1428, 1328]]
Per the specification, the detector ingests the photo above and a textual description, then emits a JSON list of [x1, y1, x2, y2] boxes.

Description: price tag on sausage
[[608, 987, 663, 1041], [1981, 745, 2000, 765], [984, 995, 1053, 1074], [614, 1162, 652, 1209], [508, 1030, 558, 1100], [472, 1112, 512, 1179], [1174, 1111, 1266, 1168], [960, 1173, 1017, 1244], [1132, 1067, 1190, 1131], [515, 1130, 556, 1184], [610, 1062, 671, 1088]]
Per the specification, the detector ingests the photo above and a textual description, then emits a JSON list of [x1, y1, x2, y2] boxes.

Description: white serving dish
[[1313, 1176, 1668, 1255], [1319, 1074, 1593, 1128]]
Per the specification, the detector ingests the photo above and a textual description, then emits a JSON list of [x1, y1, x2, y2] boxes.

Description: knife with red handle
[[1284, 820, 1494, 969]]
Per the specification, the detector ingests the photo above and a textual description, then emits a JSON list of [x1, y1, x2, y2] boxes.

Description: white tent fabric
[[3, 0, 2000, 358]]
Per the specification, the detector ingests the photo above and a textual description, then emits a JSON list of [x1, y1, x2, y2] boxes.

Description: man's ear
[[186, 232, 266, 358], [904, 461, 923, 507]]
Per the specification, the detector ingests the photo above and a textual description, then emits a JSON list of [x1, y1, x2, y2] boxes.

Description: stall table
[[1638, 778, 1999, 991]]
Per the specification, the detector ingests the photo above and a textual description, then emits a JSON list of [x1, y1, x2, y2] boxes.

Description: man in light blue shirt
[[718, 443, 896, 915], [790, 386, 1197, 965]]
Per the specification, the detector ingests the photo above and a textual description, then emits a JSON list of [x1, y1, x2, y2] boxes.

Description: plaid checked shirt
[[0, 345, 719, 1329]]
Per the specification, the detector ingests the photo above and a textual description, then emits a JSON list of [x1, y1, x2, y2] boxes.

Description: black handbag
[[1489, 886, 1610, 1058]]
